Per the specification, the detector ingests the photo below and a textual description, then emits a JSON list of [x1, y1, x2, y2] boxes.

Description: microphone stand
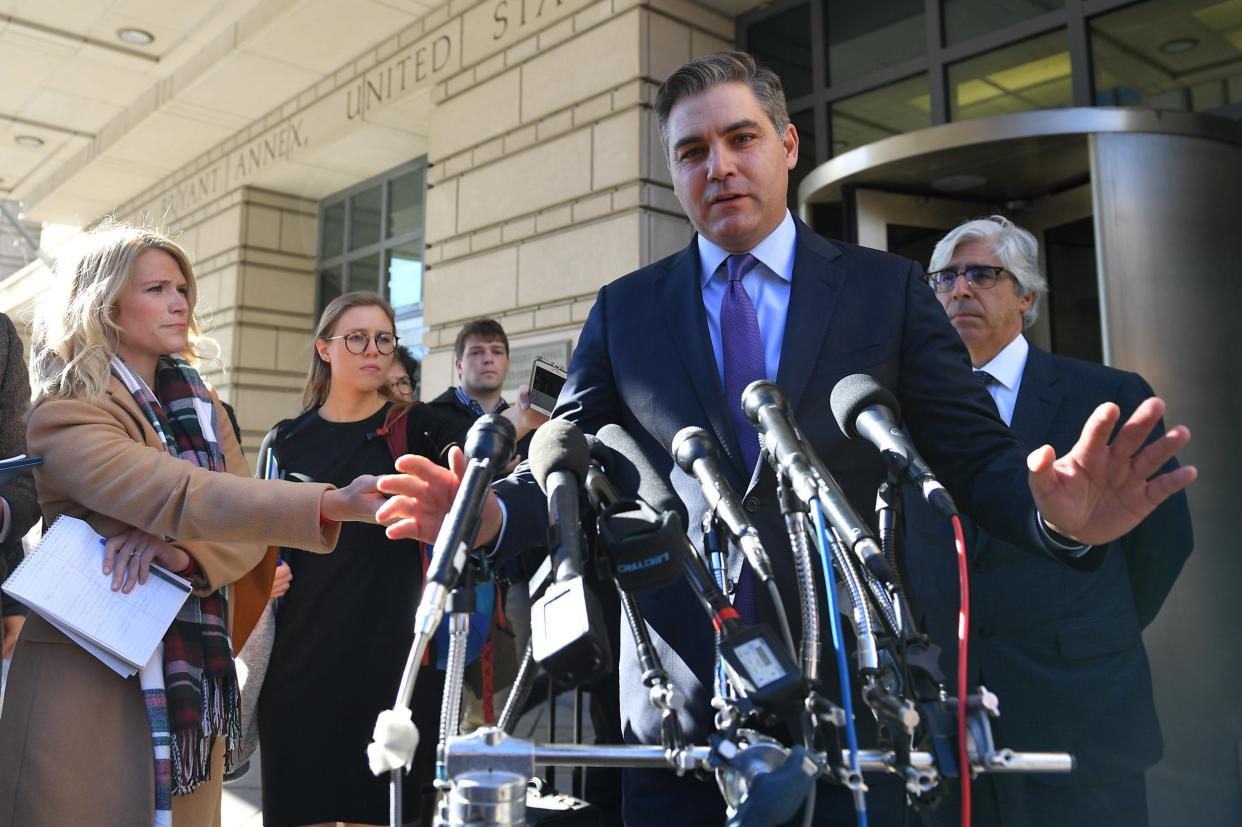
[[809, 500, 870, 827], [583, 464, 688, 759], [498, 638, 536, 735], [619, 586, 688, 760], [437, 567, 478, 777], [775, 469, 820, 687], [874, 473, 925, 643], [702, 512, 731, 701]]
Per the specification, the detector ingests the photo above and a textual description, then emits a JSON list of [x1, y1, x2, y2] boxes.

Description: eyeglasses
[[324, 331, 399, 355], [390, 377, 413, 392], [924, 265, 1010, 294]]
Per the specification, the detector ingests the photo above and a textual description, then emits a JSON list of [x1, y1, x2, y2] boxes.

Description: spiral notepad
[[2, 515, 191, 677]]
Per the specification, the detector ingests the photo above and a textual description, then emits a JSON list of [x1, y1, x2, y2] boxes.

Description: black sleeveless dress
[[258, 404, 443, 826]]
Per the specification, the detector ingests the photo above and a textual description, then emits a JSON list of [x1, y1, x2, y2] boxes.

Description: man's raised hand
[[1028, 397, 1196, 546], [376, 446, 503, 547]]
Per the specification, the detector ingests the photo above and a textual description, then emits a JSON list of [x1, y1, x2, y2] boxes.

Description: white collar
[[697, 210, 797, 287], [978, 333, 1029, 391]]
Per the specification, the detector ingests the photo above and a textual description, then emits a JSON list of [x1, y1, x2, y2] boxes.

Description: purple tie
[[720, 252, 765, 623]]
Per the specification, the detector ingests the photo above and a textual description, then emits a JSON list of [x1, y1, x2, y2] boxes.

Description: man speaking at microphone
[[376, 51, 1196, 825]]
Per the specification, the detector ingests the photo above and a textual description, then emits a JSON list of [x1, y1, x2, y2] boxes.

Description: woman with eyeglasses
[[256, 292, 442, 827], [0, 223, 382, 827], [387, 343, 419, 402]]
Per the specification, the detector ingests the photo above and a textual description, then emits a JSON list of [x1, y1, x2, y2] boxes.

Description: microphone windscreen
[[595, 424, 687, 525], [464, 413, 517, 465], [528, 418, 591, 493], [829, 374, 900, 439], [584, 433, 613, 469], [670, 425, 717, 473]]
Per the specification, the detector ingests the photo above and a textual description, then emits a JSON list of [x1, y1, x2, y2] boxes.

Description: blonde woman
[[257, 292, 442, 827], [0, 222, 382, 827]]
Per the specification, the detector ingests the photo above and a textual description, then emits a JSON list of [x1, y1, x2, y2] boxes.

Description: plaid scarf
[[111, 355, 241, 814]]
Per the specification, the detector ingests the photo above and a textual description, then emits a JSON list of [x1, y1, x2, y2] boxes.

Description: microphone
[[368, 415, 514, 778], [530, 420, 592, 582], [671, 426, 775, 584], [830, 374, 958, 517], [673, 427, 801, 666], [527, 420, 613, 688], [742, 381, 894, 584], [583, 431, 684, 593], [424, 414, 515, 591], [594, 425, 804, 713], [594, 425, 689, 522], [741, 382, 821, 505], [593, 425, 712, 602]]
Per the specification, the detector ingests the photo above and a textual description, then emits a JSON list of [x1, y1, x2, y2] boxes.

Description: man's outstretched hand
[[1029, 397, 1197, 546], [376, 446, 503, 547]]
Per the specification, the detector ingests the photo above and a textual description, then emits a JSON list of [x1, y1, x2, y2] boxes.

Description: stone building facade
[[0, 0, 732, 458]]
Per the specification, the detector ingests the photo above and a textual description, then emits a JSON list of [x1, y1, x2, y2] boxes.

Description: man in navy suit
[[905, 217, 1193, 827], [378, 53, 1196, 824]]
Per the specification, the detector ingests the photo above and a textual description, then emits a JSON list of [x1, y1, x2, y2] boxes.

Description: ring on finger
[[129, 549, 143, 559]]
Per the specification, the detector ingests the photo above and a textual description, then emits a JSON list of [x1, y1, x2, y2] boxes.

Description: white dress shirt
[[976, 333, 1030, 427]]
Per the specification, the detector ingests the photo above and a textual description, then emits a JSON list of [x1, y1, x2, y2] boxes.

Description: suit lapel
[[1008, 346, 1063, 452], [974, 345, 1062, 561], [776, 219, 846, 416], [655, 242, 748, 476], [656, 223, 848, 483]]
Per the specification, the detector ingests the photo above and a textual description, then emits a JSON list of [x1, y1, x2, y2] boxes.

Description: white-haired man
[[907, 216, 1194, 827]]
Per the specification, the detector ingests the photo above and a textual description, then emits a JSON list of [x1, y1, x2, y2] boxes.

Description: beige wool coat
[[0, 375, 341, 827]]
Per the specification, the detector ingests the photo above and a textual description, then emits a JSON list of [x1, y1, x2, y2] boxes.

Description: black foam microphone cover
[[594, 424, 688, 525], [584, 433, 611, 468], [463, 413, 517, 467], [829, 373, 899, 439], [529, 418, 592, 493]]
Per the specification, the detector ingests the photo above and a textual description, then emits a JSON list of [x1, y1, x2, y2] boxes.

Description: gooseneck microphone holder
[[774, 468, 821, 686], [582, 434, 688, 756], [366, 414, 515, 827], [702, 513, 732, 701], [673, 425, 799, 663], [384, 412, 1074, 827]]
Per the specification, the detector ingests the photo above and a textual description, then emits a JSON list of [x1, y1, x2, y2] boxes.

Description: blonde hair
[[302, 291, 403, 412], [32, 220, 213, 402]]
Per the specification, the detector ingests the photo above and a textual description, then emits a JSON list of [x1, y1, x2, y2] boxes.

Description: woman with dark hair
[[0, 222, 381, 827], [387, 343, 419, 402], [257, 291, 442, 827]]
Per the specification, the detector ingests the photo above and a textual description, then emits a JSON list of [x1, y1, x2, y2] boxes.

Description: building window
[[317, 158, 427, 353], [1092, 0, 1242, 112], [826, 0, 925, 85], [832, 74, 932, 154], [749, 3, 813, 100], [949, 30, 1073, 121], [740, 0, 1198, 204], [942, 0, 1063, 47]]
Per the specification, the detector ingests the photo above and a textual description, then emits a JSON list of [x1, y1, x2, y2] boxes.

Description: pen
[[148, 564, 192, 594]]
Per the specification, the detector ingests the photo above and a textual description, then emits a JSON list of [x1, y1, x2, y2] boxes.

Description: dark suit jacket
[[905, 344, 1193, 787], [414, 387, 534, 467], [492, 220, 1067, 822]]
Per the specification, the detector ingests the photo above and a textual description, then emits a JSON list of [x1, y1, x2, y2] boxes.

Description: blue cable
[[810, 499, 868, 827]]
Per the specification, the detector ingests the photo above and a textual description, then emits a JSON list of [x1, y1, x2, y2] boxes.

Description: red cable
[[481, 638, 495, 724], [711, 607, 741, 635], [951, 514, 971, 827]]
